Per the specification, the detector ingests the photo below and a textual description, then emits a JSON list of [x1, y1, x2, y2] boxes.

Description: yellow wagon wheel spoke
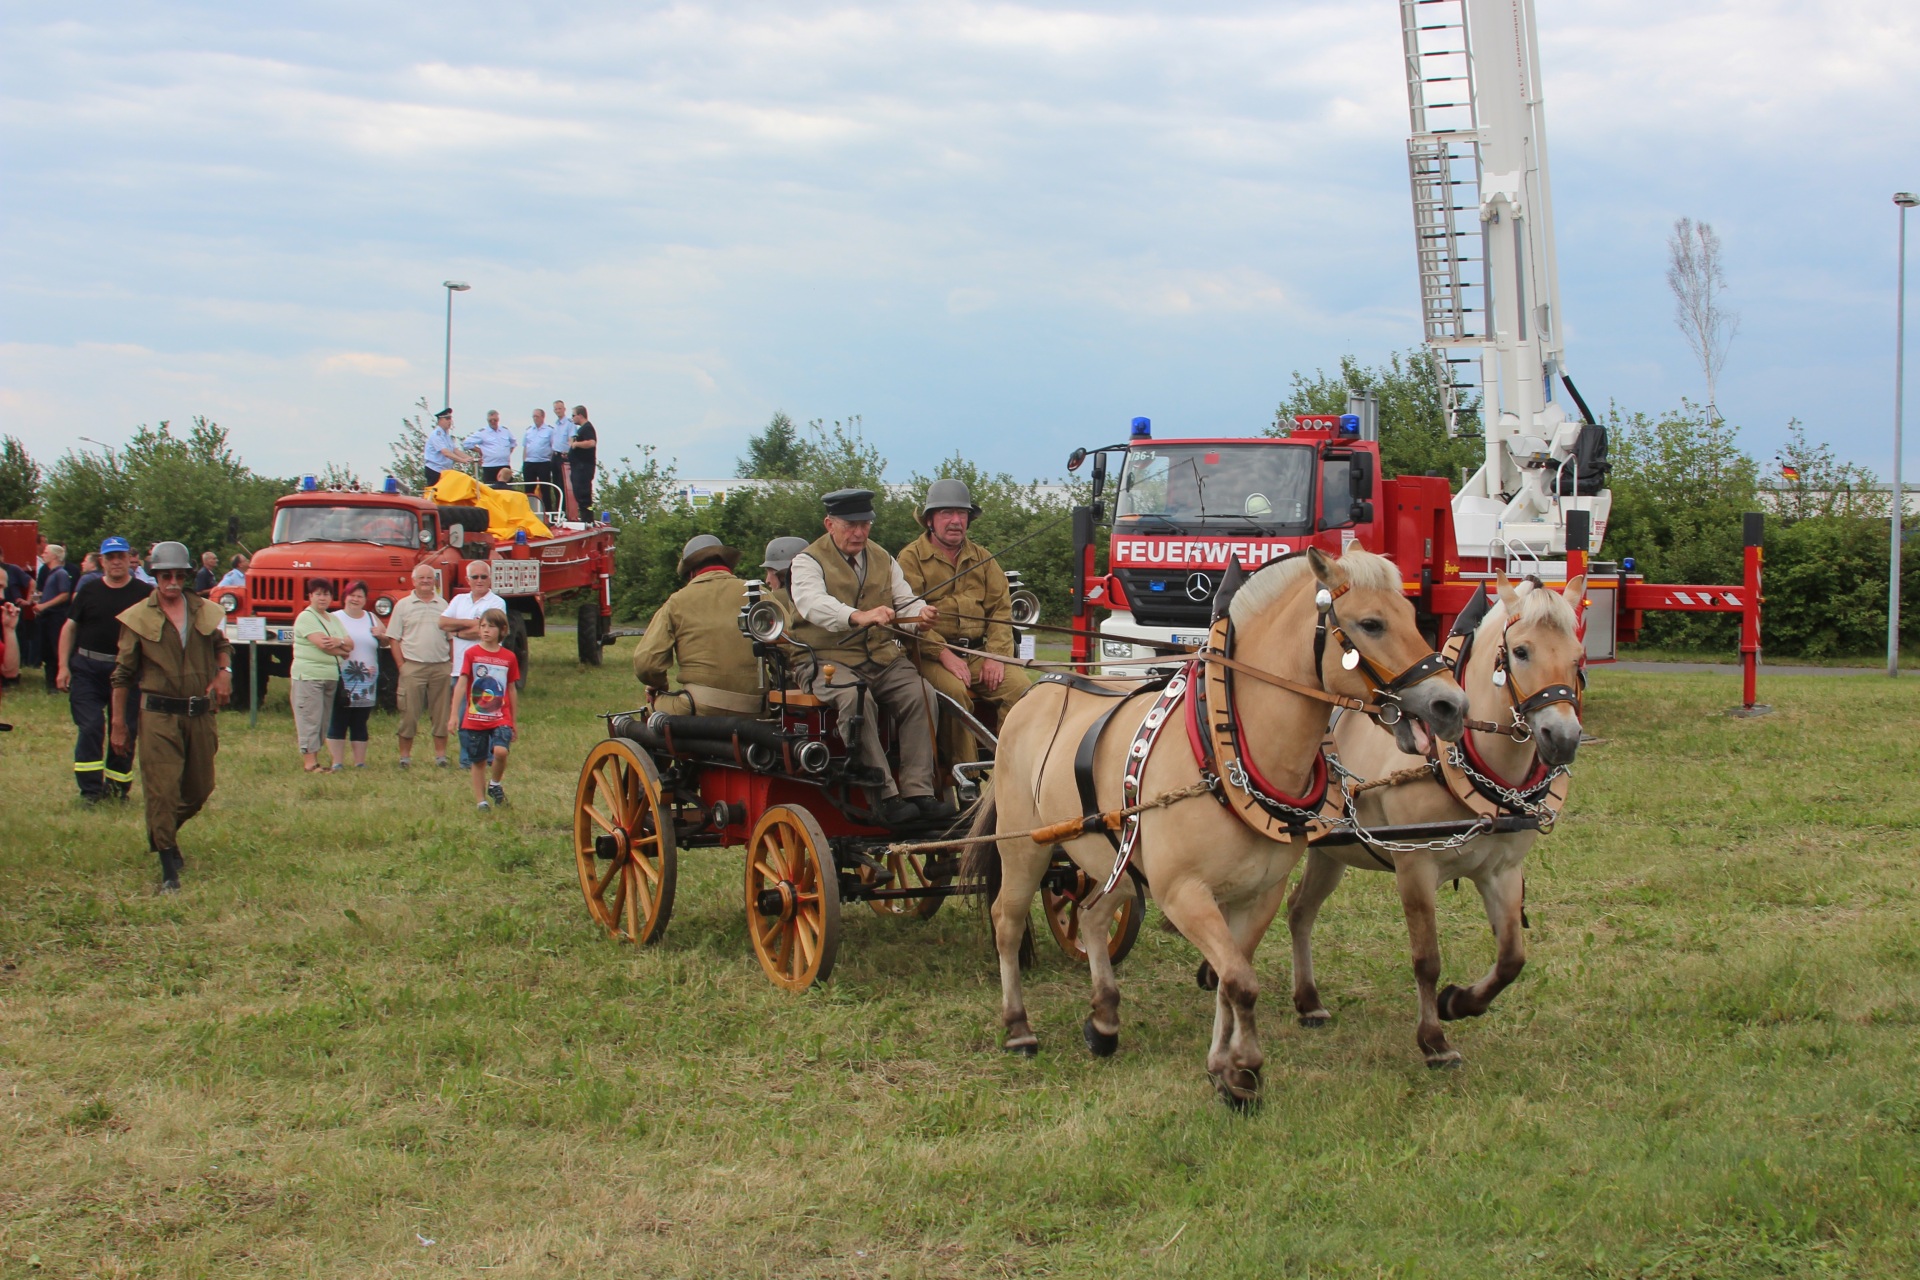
[[744, 805, 841, 993], [1041, 871, 1144, 967]]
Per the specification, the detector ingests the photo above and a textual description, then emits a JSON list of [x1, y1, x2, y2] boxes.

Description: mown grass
[[2, 639, 1917, 1278]]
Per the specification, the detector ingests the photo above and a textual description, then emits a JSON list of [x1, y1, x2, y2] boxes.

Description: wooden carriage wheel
[[745, 806, 842, 992], [863, 848, 950, 920], [1042, 868, 1143, 965], [573, 738, 678, 945]]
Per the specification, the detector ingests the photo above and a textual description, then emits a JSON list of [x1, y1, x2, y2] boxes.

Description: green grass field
[[2, 640, 1918, 1278]]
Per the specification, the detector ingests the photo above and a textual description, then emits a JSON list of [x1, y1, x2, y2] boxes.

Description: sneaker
[[330, 763, 344, 773], [476, 800, 491, 812], [397, 758, 411, 770], [435, 756, 450, 769], [486, 782, 506, 807]]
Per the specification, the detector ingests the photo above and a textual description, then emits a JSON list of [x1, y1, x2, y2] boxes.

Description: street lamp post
[[442, 280, 471, 410], [1893, 195, 1916, 678]]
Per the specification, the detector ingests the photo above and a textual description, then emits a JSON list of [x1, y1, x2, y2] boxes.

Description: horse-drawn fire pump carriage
[[570, 574, 1140, 992]]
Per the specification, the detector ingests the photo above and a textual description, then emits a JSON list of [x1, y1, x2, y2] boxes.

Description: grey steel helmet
[[918, 477, 982, 525], [149, 541, 193, 573], [677, 534, 742, 579], [761, 536, 810, 573]]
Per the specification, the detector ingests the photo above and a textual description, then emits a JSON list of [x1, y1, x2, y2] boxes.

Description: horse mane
[[1227, 547, 1401, 629], [1484, 579, 1579, 637]]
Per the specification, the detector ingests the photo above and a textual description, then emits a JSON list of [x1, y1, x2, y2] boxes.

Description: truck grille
[[1116, 569, 1216, 627], [248, 573, 306, 619]]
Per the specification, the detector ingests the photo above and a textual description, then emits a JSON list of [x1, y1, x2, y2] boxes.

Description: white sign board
[[490, 559, 543, 596], [235, 616, 267, 642], [1017, 634, 1036, 661]]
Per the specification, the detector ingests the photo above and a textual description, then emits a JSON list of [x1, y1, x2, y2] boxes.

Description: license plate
[[1172, 633, 1208, 646]]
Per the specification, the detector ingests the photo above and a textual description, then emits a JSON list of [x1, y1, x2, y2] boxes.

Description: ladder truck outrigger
[[1065, 0, 1765, 709]]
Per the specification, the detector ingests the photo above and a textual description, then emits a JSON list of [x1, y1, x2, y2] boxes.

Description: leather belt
[[144, 693, 213, 716], [952, 636, 983, 650], [77, 648, 119, 663]]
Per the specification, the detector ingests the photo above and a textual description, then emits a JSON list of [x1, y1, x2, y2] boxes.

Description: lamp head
[[1896, 193, 1919, 209], [444, 280, 471, 291]]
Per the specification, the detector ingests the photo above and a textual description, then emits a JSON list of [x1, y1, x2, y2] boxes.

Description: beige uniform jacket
[[112, 592, 232, 698], [895, 533, 1015, 661], [631, 569, 761, 709]]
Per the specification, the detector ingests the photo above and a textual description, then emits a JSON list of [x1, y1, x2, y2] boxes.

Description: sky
[[2, 1, 1916, 488]]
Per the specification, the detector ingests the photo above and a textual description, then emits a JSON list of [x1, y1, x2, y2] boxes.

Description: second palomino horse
[[1295, 574, 1587, 1066], [968, 547, 1467, 1106]]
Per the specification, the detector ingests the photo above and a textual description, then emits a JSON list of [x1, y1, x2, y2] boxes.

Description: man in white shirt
[[786, 488, 950, 825], [439, 561, 511, 685], [463, 410, 518, 487], [521, 409, 557, 514], [422, 408, 473, 486]]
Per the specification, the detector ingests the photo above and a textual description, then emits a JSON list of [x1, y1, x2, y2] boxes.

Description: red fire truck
[[1066, 415, 1764, 708], [212, 478, 618, 700]]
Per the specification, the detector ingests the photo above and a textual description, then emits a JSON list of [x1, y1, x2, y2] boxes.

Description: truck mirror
[[449, 525, 465, 549], [1350, 500, 1374, 524], [1067, 447, 1088, 473], [1090, 450, 1107, 500], [1350, 452, 1375, 501]]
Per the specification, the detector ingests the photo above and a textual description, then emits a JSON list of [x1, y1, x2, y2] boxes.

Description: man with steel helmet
[[631, 534, 762, 716], [58, 536, 152, 801], [111, 540, 231, 891], [897, 477, 1030, 766], [760, 536, 809, 594]]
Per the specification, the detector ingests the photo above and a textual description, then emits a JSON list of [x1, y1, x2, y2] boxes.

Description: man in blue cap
[[57, 536, 152, 801], [422, 408, 473, 488]]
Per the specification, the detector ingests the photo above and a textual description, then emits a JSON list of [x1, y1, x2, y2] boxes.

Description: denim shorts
[[458, 725, 515, 767]]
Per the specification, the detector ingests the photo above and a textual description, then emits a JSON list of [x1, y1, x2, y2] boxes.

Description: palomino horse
[[968, 547, 1467, 1106], [1294, 575, 1586, 1066]]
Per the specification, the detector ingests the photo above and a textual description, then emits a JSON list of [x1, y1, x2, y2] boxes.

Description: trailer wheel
[[574, 738, 677, 945], [576, 599, 603, 667], [745, 805, 841, 992], [863, 848, 949, 920], [1042, 867, 1143, 966]]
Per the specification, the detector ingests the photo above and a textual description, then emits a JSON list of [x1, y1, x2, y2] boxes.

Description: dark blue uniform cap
[[822, 488, 877, 522]]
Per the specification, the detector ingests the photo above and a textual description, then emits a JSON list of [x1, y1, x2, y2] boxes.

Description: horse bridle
[[1488, 614, 1584, 742], [1311, 582, 1453, 729]]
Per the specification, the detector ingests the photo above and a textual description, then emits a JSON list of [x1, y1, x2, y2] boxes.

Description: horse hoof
[[1082, 1017, 1119, 1058], [1196, 961, 1218, 991], [1424, 1051, 1463, 1070], [1436, 984, 1475, 1022], [1213, 1069, 1262, 1111], [1298, 1009, 1332, 1029], [1004, 1038, 1039, 1058]]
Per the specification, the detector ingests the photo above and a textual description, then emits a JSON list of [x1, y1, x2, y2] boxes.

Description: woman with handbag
[[291, 579, 352, 773], [324, 580, 386, 771]]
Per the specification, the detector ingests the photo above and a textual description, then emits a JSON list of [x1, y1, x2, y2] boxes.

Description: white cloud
[[319, 352, 411, 377]]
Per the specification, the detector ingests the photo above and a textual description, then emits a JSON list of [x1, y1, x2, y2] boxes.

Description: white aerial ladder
[[1401, 0, 1611, 568]]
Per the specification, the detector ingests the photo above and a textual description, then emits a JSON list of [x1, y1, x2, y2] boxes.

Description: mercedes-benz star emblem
[[1185, 571, 1213, 602]]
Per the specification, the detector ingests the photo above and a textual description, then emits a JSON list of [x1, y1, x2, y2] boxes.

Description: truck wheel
[[509, 613, 530, 689], [577, 599, 604, 667]]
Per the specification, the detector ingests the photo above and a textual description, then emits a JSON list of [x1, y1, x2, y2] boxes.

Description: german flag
[[1780, 464, 1801, 481]]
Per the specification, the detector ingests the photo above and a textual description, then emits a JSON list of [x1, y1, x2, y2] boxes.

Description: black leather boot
[[158, 849, 183, 893]]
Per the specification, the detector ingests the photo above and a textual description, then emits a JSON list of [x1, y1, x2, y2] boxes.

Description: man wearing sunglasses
[[111, 541, 232, 892]]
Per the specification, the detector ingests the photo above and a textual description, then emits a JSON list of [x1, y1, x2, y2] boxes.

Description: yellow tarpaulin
[[423, 471, 554, 541]]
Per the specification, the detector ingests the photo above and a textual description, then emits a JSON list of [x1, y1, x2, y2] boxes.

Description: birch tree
[[1667, 218, 1739, 418]]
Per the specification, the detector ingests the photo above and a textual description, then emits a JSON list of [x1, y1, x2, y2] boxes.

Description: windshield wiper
[[1119, 512, 1181, 528]]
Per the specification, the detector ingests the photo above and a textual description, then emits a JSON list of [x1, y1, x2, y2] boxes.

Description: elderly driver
[[787, 489, 952, 826]]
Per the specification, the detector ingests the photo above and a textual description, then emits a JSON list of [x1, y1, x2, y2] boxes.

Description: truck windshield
[[273, 506, 420, 548], [1114, 443, 1314, 534]]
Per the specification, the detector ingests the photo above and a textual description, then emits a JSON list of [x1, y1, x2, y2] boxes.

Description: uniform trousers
[[70, 652, 139, 798], [139, 707, 218, 852], [916, 651, 1032, 766], [805, 657, 938, 799]]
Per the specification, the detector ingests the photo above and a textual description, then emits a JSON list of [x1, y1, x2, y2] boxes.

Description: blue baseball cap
[[99, 536, 132, 555]]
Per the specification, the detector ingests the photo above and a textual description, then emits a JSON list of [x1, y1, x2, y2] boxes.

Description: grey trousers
[[806, 658, 938, 799], [290, 678, 338, 754]]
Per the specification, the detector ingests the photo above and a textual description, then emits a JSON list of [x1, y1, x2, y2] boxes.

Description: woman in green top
[[292, 579, 352, 772]]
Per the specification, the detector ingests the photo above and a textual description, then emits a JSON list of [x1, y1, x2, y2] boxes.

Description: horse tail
[[960, 780, 1000, 907]]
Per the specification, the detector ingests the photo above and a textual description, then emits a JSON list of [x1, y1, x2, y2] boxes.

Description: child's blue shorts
[[458, 725, 515, 768]]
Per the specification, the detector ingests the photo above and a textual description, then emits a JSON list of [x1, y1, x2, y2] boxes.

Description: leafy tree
[[735, 411, 806, 479], [1270, 349, 1482, 480], [317, 463, 367, 491], [0, 435, 41, 518], [1667, 217, 1738, 417], [39, 418, 283, 561], [387, 398, 432, 493], [1763, 421, 1888, 521]]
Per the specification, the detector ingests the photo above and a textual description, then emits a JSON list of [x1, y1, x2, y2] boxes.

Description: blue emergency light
[[1622, 557, 1635, 571], [514, 529, 528, 544], [600, 510, 613, 524], [299, 474, 318, 492], [1339, 414, 1361, 435], [1130, 417, 1152, 439], [383, 475, 401, 494]]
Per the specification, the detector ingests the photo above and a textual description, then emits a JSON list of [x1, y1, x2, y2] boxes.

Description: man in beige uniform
[[788, 489, 951, 826], [385, 563, 453, 767], [110, 541, 232, 892], [631, 535, 762, 716], [897, 478, 1031, 766]]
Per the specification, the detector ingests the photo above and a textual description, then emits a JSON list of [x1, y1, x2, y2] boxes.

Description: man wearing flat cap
[[788, 489, 951, 825], [897, 478, 1031, 767], [631, 534, 763, 716], [421, 408, 474, 488]]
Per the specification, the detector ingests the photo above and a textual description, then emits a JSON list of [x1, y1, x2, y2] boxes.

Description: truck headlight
[[1102, 639, 1135, 659], [220, 595, 238, 614], [373, 596, 394, 617]]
